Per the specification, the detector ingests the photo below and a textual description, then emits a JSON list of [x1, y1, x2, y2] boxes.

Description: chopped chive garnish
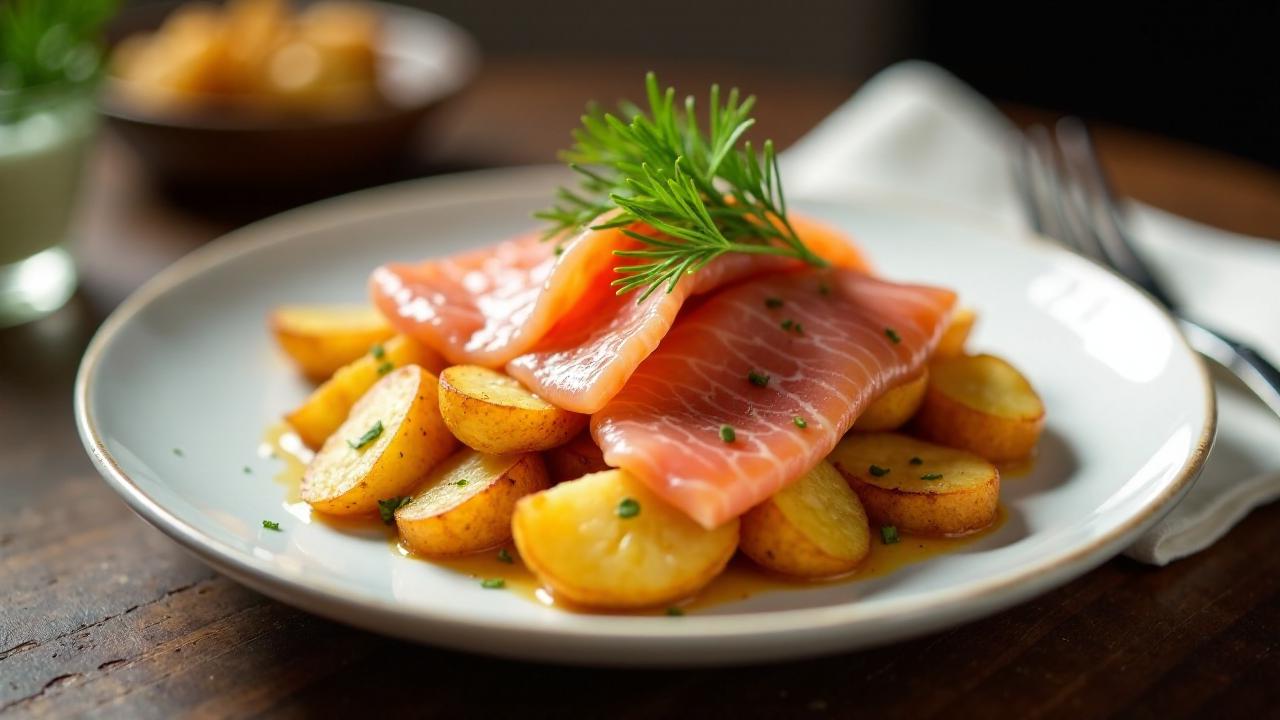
[[747, 370, 771, 388], [793, 416, 808, 429], [884, 327, 902, 344], [348, 420, 384, 450], [376, 360, 394, 375], [243, 466, 253, 475], [617, 497, 641, 519], [719, 424, 736, 443], [869, 464, 890, 477], [262, 520, 281, 531], [497, 548, 514, 564], [880, 526, 900, 544], [554, 245, 565, 256], [909, 457, 923, 465], [780, 319, 803, 335], [377, 496, 412, 524], [454, 479, 469, 487], [665, 606, 685, 616], [921, 473, 944, 481], [781, 319, 793, 331], [371, 343, 386, 359], [481, 578, 505, 589], [172, 448, 184, 457], [765, 297, 784, 309]]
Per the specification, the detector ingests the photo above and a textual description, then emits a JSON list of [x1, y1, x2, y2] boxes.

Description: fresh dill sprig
[[536, 73, 826, 301]]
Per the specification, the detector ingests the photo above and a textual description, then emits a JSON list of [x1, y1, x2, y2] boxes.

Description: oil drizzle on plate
[[265, 425, 1006, 614]]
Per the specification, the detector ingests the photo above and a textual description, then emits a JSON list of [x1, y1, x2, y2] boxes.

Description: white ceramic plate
[[75, 166, 1214, 666]]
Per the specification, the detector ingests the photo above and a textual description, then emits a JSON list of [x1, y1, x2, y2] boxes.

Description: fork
[[1016, 117, 1280, 419]]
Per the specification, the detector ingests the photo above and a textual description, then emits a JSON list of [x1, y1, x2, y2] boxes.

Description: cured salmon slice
[[371, 217, 869, 413], [591, 269, 956, 529]]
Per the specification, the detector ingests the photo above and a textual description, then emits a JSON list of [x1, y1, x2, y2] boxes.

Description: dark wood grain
[[3, 59, 1279, 718]]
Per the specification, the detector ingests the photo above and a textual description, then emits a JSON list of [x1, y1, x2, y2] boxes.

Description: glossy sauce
[[265, 425, 1006, 614]]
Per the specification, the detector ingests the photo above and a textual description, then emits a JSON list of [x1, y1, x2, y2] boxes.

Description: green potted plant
[[0, 0, 116, 326]]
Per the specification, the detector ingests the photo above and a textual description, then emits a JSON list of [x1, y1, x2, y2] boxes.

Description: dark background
[[118, 0, 1280, 168], [401, 0, 1280, 169]]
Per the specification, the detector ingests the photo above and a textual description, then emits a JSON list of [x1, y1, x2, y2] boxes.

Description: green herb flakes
[[880, 526, 900, 545], [377, 496, 412, 524], [348, 421, 384, 450], [617, 497, 641, 519]]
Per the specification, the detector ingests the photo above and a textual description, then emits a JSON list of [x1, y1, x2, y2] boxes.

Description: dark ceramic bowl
[[100, 2, 477, 196]]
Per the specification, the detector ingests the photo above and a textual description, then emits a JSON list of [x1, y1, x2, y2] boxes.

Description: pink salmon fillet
[[371, 216, 869, 413], [591, 269, 956, 528]]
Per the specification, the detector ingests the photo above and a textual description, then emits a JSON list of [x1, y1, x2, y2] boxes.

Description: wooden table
[[4, 60, 1279, 718]]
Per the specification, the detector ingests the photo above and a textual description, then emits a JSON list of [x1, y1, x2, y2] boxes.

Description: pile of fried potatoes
[[271, 303, 1044, 610], [112, 0, 381, 114]]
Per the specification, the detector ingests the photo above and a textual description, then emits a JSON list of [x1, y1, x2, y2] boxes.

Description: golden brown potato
[[829, 432, 1000, 536], [271, 304, 394, 382], [512, 469, 739, 609], [852, 369, 929, 432], [934, 308, 977, 360], [914, 353, 1045, 461], [301, 365, 456, 515], [438, 365, 587, 455], [543, 432, 611, 483], [396, 450, 550, 557], [739, 461, 871, 578], [286, 334, 445, 449]]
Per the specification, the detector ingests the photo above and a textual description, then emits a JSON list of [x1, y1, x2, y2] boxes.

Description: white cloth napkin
[[782, 60, 1280, 565]]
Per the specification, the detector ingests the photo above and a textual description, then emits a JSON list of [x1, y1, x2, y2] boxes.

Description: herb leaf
[[481, 578, 506, 589], [793, 416, 808, 429], [262, 520, 282, 531], [884, 327, 902, 344], [747, 369, 770, 388], [869, 464, 890, 478], [377, 496, 412, 524], [921, 473, 944, 481], [617, 497, 641, 519], [880, 526, 900, 545], [719, 424, 736, 443], [497, 548, 514, 564], [348, 421, 384, 450], [537, 73, 827, 301]]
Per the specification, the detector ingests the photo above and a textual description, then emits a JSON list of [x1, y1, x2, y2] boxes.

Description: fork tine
[[1054, 118, 1179, 309], [1023, 125, 1102, 261]]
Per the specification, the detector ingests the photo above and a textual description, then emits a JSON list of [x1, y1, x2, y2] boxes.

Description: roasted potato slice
[[543, 432, 611, 483], [396, 449, 550, 557], [512, 469, 739, 609], [302, 365, 456, 515], [934, 308, 976, 359], [438, 365, 587, 455], [271, 304, 394, 382], [852, 369, 929, 432], [830, 433, 999, 536], [286, 334, 445, 449], [914, 353, 1045, 461], [739, 461, 871, 578]]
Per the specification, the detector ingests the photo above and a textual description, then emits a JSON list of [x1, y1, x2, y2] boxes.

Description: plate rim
[[73, 165, 1216, 650]]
